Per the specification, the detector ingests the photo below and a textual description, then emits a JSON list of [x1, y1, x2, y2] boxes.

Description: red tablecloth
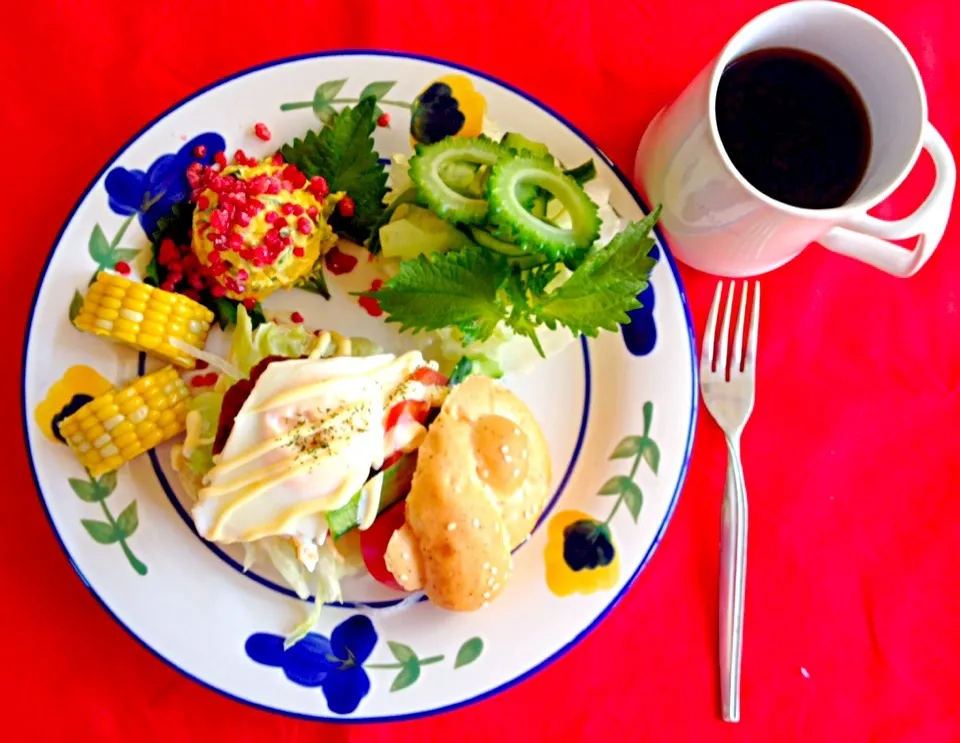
[[6, 0, 960, 740]]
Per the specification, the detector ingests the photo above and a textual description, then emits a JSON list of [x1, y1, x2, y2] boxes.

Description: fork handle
[[719, 434, 748, 723]]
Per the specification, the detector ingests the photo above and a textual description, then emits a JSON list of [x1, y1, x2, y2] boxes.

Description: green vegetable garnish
[[362, 206, 661, 355], [486, 154, 600, 260], [408, 136, 504, 224], [280, 97, 388, 243]]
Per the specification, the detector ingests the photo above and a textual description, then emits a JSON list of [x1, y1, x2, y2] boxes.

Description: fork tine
[[717, 282, 734, 379], [731, 282, 748, 374], [701, 281, 724, 373], [745, 281, 760, 368]]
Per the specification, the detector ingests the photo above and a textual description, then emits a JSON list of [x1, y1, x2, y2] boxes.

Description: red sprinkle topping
[[210, 283, 227, 298], [271, 152, 285, 166], [307, 206, 319, 219], [114, 261, 131, 275], [190, 372, 218, 388], [338, 196, 355, 218], [186, 162, 204, 188], [234, 149, 250, 166], [377, 112, 391, 127], [293, 246, 306, 258], [254, 122, 272, 141], [193, 144, 207, 158], [214, 151, 228, 169], [308, 176, 329, 199], [324, 246, 358, 275], [197, 194, 210, 210], [281, 164, 307, 189], [291, 311, 304, 324], [359, 295, 383, 317], [158, 239, 179, 266], [358, 279, 386, 313], [242, 297, 257, 310], [296, 216, 313, 235]]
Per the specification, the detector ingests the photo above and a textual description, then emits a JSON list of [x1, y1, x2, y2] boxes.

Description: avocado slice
[[326, 452, 419, 538]]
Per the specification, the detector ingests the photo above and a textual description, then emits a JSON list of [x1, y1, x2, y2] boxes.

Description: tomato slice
[[410, 367, 449, 387], [384, 399, 430, 432], [360, 500, 408, 591]]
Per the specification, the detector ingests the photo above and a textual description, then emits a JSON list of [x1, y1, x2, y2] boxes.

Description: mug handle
[[819, 122, 956, 277]]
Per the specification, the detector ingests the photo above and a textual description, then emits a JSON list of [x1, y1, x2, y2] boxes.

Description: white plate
[[22, 51, 697, 721]]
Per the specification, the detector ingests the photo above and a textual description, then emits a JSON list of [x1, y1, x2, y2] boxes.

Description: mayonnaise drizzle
[[191, 351, 429, 546]]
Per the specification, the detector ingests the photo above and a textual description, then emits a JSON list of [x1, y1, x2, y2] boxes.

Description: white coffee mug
[[634, 0, 956, 278]]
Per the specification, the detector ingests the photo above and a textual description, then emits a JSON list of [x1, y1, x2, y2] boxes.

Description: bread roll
[[384, 375, 551, 610]]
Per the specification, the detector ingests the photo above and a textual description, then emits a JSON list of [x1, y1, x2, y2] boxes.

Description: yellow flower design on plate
[[34, 365, 113, 444], [544, 509, 620, 597], [410, 74, 486, 146]]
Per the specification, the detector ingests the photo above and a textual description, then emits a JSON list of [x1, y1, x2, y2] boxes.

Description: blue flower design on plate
[[245, 615, 377, 714], [104, 132, 225, 237], [621, 243, 659, 356]]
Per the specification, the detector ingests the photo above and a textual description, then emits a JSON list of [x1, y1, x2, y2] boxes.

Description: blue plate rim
[[19, 48, 699, 723]]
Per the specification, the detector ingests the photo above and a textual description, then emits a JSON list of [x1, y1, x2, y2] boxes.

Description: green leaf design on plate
[[81, 519, 120, 544], [387, 641, 417, 664], [598, 475, 632, 496], [110, 247, 141, 264], [88, 225, 112, 264], [359, 81, 397, 101], [115, 500, 139, 539], [314, 79, 347, 110], [69, 477, 103, 503], [69, 470, 147, 575], [97, 470, 117, 496], [390, 662, 420, 692], [610, 436, 643, 459], [69, 290, 84, 323], [642, 439, 661, 474], [314, 104, 337, 126], [454, 637, 483, 669], [622, 480, 644, 522], [642, 400, 654, 436], [599, 402, 659, 527]]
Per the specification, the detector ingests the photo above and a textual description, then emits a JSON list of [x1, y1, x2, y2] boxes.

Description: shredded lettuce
[[231, 305, 316, 377], [183, 392, 223, 475], [263, 539, 312, 600], [242, 542, 257, 573], [283, 541, 345, 648], [167, 337, 242, 381]]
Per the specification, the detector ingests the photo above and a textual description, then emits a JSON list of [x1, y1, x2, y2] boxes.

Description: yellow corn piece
[[59, 366, 191, 477], [73, 273, 215, 369]]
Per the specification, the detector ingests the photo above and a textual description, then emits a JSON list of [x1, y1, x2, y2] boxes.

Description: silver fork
[[700, 281, 760, 723]]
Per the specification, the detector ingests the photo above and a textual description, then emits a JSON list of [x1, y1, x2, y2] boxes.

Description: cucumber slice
[[326, 453, 418, 539], [408, 136, 505, 224], [486, 155, 601, 259], [439, 162, 490, 198]]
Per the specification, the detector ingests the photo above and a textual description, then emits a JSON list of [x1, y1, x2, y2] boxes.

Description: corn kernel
[[72, 274, 214, 369], [61, 365, 191, 477]]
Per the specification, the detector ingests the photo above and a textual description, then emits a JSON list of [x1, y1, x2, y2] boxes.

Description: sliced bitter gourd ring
[[486, 155, 601, 260], [408, 136, 504, 224]]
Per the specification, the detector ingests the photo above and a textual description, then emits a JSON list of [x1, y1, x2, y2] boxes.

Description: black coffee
[[715, 47, 871, 210]]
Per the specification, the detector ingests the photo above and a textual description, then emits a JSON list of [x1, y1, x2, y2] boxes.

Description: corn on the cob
[[73, 273, 215, 368], [60, 366, 191, 477]]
